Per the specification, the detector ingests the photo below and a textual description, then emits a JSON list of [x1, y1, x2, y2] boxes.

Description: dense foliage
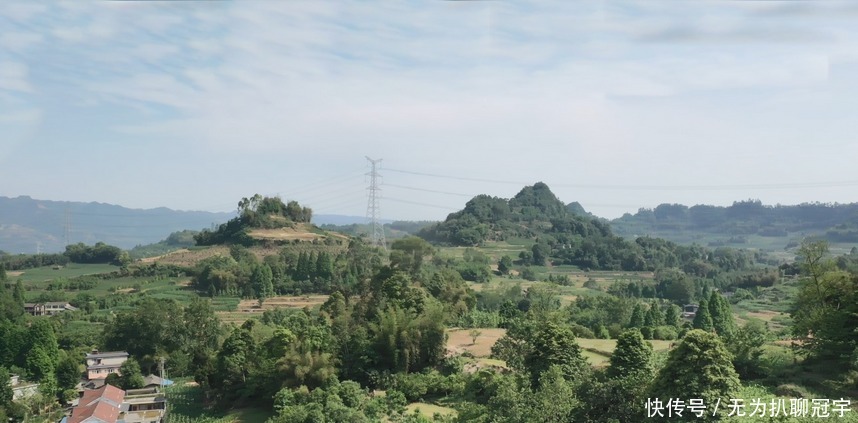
[[419, 183, 761, 274], [3, 193, 858, 423], [195, 195, 314, 246]]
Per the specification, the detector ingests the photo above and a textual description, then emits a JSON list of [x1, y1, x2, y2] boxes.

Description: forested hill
[[418, 182, 763, 273], [610, 200, 858, 247], [0, 196, 235, 254]]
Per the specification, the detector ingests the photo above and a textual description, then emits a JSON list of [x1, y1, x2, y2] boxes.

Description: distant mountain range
[[609, 200, 858, 250], [0, 196, 376, 254], [4, 194, 856, 255]]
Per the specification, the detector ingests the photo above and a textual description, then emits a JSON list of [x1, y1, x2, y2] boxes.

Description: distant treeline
[[613, 200, 858, 241], [0, 242, 129, 270]]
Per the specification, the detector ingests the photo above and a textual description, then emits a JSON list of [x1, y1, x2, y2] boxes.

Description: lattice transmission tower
[[365, 157, 387, 250]]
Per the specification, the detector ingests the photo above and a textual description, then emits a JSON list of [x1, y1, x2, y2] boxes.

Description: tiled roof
[[86, 351, 129, 360], [69, 385, 126, 423]]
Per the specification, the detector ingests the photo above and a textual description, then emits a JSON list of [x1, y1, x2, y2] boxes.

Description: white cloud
[[0, 62, 32, 92], [4, 2, 858, 219]]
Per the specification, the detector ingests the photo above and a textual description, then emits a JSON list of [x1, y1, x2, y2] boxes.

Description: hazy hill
[[0, 196, 236, 253], [0, 196, 391, 254], [610, 200, 858, 249]]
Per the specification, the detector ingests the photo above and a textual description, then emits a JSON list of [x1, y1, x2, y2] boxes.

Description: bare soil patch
[[7, 271, 23, 277], [151, 246, 231, 267], [446, 328, 507, 358], [235, 295, 329, 312], [746, 310, 783, 321], [248, 228, 322, 241]]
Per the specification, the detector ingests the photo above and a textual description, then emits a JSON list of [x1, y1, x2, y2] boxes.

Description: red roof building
[[69, 385, 126, 423]]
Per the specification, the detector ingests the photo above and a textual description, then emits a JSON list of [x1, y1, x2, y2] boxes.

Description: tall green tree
[[12, 280, 24, 306], [628, 303, 646, 328], [251, 264, 275, 302], [644, 304, 665, 328], [498, 256, 513, 275], [369, 303, 446, 374], [27, 319, 60, 370], [103, 298, 184, 369], [729, 319, 769, 379], [389, 237, 434, 277], [606, 329, 653, 380], [791, 240, 858, 362], [119, 358, 145, 390], [650, 330, 740, 421], [708, 291, 736, 340], [211, 323, 257, 402], [56, 353, 81, 391], [0, 366, 13, 406], [523, 322, 587, 386], [664, 304, 681, 328], [183, 298, 222, 382], [692, 299, 714, 332]]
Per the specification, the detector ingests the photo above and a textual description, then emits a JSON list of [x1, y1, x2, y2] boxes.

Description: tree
[[606, 329, 653, 380], [664, 304, 681, 328], [523, 322, 587, 386], [498, 256, 513, 275], [692, 299, 714, 332], [103, 298, 184, 363], [183, 298, 222, 382], [12, 280, 24, 306], [389, 237, 434, 277], [791, 240, 858, 363], [708, 291, 736, 340], [120, 358, 145, 390], [531, 242, 551, 266], [26, 345, 55, 382], [0, 366, 12, 406], [251, 264, 274, 302], [644, 304, 664, 328], [212, 324, 257, 402], [628, 303, 646, 328], [56, 353, 81, 391], [650, 330, 740, 421], [729, 319, 769, 379], [469, 329, 482, 345], [105, 373, 121, 388], [370, 304, 446, 374]]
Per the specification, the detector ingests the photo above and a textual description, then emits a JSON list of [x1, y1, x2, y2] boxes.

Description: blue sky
[[2, 1, 858, 220]]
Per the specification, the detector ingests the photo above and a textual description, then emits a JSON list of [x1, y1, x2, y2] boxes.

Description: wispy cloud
[[2, 1, 858, 218]]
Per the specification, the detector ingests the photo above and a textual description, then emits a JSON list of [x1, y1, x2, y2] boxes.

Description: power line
[[383, 197, 460, 211], [366, 157, 387, 251], [384, 183, 474, 197], [384, 168, 858, 191]]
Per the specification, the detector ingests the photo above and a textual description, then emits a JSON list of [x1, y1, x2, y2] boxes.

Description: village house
[[8, 374, 39, 401], [64, 381, 167, 423], [85, 350, 129, 380], [120, 387, 167, 423], [681, 304, 699, 319], [67, 384, 125, 423], [24, 301, 77, 316]]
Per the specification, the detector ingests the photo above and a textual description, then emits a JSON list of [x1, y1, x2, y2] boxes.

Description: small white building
[[85, 350, 129, 380], [9, 374, 39, 400]]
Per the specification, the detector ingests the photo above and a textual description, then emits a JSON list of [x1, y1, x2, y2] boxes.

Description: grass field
[[405, 402, 458, 419], [12, 263, 119, 282], [446, 328, 675, 368], [166, 379, 274, 423], [577, 338, 674, 367]]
